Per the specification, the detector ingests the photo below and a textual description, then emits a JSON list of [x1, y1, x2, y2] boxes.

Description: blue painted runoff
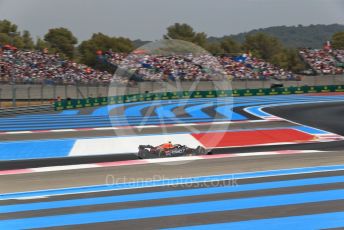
[[1, 175, 343, 214], [0, 189, 343, 229], [0, 140, 75, 160], [164, 211, 344, 230]]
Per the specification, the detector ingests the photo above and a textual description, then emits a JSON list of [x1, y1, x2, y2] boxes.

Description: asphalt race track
[[266, 101, 344, 136], [1, 165, 344, 229], [1, 150, 344, 193], [1, 96, 344, 169], [1, 94, 344, 229]]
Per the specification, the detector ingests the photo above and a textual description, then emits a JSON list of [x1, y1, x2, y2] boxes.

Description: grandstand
[[299, 48, 344, 75], [2, 43, 344, 87], [0, 47, 114, 86], [100, 50, 298, 81]]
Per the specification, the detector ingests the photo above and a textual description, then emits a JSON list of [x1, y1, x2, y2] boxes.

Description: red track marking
[[192, 129, 315, 148]]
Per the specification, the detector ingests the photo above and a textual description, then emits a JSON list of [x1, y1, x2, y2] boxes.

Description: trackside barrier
[[54, 85, 344, 111]]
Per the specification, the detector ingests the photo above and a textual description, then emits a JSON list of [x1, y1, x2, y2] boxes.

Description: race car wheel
[[158, 149, 164, 157], [195, 146, 206, 155], [138, 149, 148, 159], [138, 152, 144, 159]]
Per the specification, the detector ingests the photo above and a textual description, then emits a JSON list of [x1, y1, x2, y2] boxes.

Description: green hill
[[208, 24, 344, 48], [131, 24, 344, 49]]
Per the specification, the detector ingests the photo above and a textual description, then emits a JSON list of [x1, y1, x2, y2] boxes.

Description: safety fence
[[54, 85, 344, 111]]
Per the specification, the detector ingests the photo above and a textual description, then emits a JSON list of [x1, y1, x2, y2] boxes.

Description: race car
[[138, 144, 209, 159]]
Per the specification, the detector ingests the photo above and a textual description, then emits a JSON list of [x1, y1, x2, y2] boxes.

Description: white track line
[[0, 120, 268, 135], [0, 150, 326, 176]]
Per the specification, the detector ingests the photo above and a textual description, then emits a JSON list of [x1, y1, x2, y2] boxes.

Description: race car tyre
[[195, 146, 206, 155]]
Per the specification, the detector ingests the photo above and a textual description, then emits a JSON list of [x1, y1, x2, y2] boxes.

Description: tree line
[[1, 20, 344, 73], [208, 24, 344, 49]]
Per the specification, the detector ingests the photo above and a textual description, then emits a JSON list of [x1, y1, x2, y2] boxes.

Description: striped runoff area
[[0, 125, 342, 161], [1, 94, 344, 161], [0, 94, 344, 132], [0, 165, 343, 229]]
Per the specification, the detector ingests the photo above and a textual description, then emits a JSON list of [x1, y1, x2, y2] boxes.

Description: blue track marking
[[293, 126, 331, 135], [185, 102, 247, 121], [3, 97, 317, 123], [244, 105, 272, 117], [124, 99, 215, 118], [59, 110, 79, 115], [6, 100, 326, 126], [94, 99, 206, 117], [1, 175, 344, 214], [8, 97, 344, 122], [185, 103, 217, 119], [2, 165, 343, 200], [164, 212, 344, 230], [0, 94, 344, 131], [0, 115, 232, 124], [91, 100, 180, 116], [216, 105, 246, 120], [215, 101, 281, 120], [0, 139, 74, 160], [154, 100, 208, 118], [0, 118, 237, 131], [1, 189, 343, 229], [155, 103, 179, 118], [124, 102, 161, 117], [0, 116, 232, 126]]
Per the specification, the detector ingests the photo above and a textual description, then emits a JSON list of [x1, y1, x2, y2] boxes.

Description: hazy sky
[[0, 0, 343, 41]]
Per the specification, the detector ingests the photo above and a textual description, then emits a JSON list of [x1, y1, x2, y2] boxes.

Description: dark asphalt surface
[[1, 150, 344, 193], [265, 101, 344, 136]]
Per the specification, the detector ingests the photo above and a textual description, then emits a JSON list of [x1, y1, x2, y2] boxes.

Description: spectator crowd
[[3, 43, 344, 86], [299, 48, 344, 75], [218, 55, 296, 80], [102, 50, 298, 82], [0, 47, 115, 85], [333, 49, 344, 63]]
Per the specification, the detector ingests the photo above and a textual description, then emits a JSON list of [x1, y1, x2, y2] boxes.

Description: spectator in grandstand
[[0, 45, 300, 86], [101, 50, 298, 81], [0, 47, 121, 85], [333, 50, 344, 63], [299, 48, 343, 75]]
